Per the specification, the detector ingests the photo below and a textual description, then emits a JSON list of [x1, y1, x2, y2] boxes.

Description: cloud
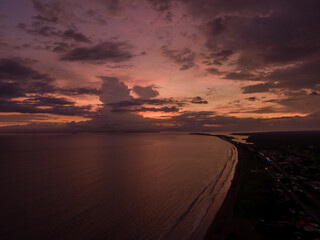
[[60, 41, 134, 63], [275, 93, 320, 114], [0, 58, 39, 80], [247, 97, 257, 101], [107, 98, 185, 109], [0, 98, 91, 116], [0, 57, 101, 98], [23, 24, 91, 43], [62, 29, 91, 43], [191, 96, 208, 104], [32, 0, 62, 22], [132, 85, 159, 99], [170, 110, 320, 132], [112, 106, 179, 113], [241, 83, 272, 94], [31, 0, 76, 24], [203, 50, 233, 65], [161, 45, 196, 70], [241, 59, 320, 93], [206, 67, 223, 75], [241, 106, 281, 114], [58, 87, 101, 95], [26, 25, 58, 37], [0, 113, 54, 123], [0, 82, 24, 98], [33, 14, 58, 23], [265, 59, 320, 90], [100, 0, 123, 15], [169, 0, 320, 92], [224, 71, 259, 80], [0, 58, 55, 98], [86, 77, 162, 131], [24, 96, 75, 106], [0, 57, 100, 117], [81, 77, 186, 131], [98, 76, 132, 105], [147, 0, 171, 11]]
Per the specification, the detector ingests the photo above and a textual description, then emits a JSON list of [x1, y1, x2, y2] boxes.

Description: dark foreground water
[[0, 133, 237, 240]]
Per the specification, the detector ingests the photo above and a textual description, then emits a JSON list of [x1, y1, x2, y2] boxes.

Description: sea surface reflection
[[0, 133, 236, 240]]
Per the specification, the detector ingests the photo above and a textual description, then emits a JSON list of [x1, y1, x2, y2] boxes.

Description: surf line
[[189, 145, 238, 239], [158, 146, 237, 240]]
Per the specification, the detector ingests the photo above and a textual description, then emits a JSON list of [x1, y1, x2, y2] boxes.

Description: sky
[[0, 0, 319, 132]]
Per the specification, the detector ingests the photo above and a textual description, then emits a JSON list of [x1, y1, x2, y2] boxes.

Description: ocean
[[0, 133, 237, 240]]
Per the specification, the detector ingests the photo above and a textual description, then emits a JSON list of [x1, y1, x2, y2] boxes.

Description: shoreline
[[190, 133, 245, 240], [203, 135, 245, 240]]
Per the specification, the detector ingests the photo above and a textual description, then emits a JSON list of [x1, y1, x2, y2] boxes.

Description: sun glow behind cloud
[[0, 0, 319, 131]]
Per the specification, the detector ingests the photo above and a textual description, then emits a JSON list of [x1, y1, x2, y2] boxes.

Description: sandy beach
[[204, 138, 245, 240]]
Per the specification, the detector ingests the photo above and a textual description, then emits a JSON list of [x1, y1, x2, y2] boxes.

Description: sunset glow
[[0, 0, 319, 132]]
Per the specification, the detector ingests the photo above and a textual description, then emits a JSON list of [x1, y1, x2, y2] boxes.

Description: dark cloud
[[161, 45, 196, 70], [0, 58, 38, 80], [0, 58, 55, 98], [211, 50, 233, 61], [61, 41, 134, 63], [85, 77, 163, 131], [24, 24, 91, 43], [265, 59, 320, 90], [17, 23, 27, 29], [230, 106, 292, 114], [241, 59, 320, 93], [87, 77, 186, 131], [98, 76, 132, 105], [167, 0, 320, 93], [147, 0, 171, 11], [52, 42, 73, 52], [242, 83, 272, 94], [191, 96, 208, 104], [0, 98, 91, 116], [23, 96, 75, 106], [0, 58, 99, 117], [107, 98, 185, 109], [206, 17, 225, 36], [33, 14, 58, 23], [164, 11, 173, 22], [0, 57, 93, 115], [62, 29, 91, 43], [203, 50, 233, 66], [245, 106, 280, 114], [170, 110, 320, 132], [224, 71, 259, 80], [31, 0, 73, 24], [247, 97, 257, 101], [0, 82, 23, 98], [274, 93, 320, 114], [58, 87, 101, 95], [112, 106, 179, 113], [0, 113, 53, 123], [101, 0, 123, 15], [132, 85, 159, 99], [27, 25, 58, 37], [107, 100, 142, 108], [206, 67, 223, 75]]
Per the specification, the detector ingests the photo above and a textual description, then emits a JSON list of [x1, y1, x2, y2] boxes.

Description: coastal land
[[194, 131, 320, 240]]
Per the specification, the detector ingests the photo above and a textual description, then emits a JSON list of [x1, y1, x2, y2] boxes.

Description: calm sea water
[[0, 133, 237, 240]]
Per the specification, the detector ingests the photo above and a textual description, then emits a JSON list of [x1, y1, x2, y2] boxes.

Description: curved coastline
[[189, 141, 238, 240], [190, 133, 243, 240], [158, 135, 238, 240], [203, 137, 243, 240]]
